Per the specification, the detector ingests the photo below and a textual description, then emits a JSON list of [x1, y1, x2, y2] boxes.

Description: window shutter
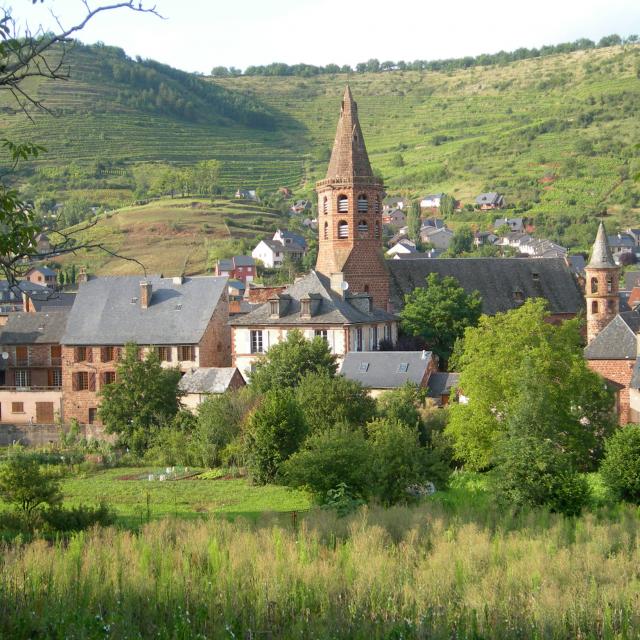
[[72, 373, 78, 392], [86, 348, 93, 363], [88, 372, 96, 392], [114, 347, 121, 360]]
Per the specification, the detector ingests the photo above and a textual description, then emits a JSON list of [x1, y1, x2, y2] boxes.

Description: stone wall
[[587, 358, 635, 424], [0, 422, 111, 447]]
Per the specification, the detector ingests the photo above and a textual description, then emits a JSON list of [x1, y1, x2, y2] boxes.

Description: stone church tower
[[315, 86, 389, 310], [585, 222, 620, 343]]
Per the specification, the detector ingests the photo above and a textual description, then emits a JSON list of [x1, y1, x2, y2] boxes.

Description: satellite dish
[[341, 281, 349, 291], [1, 352, 8, 360]]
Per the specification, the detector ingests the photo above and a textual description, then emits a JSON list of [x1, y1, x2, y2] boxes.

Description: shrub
[[493, 435, 590, 516], [280, 426, 372, 500], [42, 503, 116, 533], [600, 425, 640, 502], [245, 389, 306, 484]]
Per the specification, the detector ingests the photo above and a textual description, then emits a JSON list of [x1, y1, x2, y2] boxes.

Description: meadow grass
[[2, 498, 640, 638]]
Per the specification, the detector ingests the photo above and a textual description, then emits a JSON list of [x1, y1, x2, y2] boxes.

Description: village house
[[60, 275, 231, 426], [178, 367, 246, 411], [493, 217, 523, 232], [473, 231, 498, 247], [420, 193, 444, 210], [382, 196, 407, 212], [0, 311, 68, 425], [420, 226, 453, 250], [386, 238, 418, 256], [214, 255, 256, 283], [607, 232, 637, 262], [25, 266, 57, 289], [382, 208, 406, 227], [477, 193, 506, 210], [290, 199, 311, 214], [252, 230, 307, 269], [235, 188, 258, 201]]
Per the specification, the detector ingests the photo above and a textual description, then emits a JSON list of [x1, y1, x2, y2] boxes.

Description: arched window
[[374, 221, 380, 238], [323, 221, 328, 240], [607, 275, 613, 293], [323, 196, 328, 214], [364, 284, 370, 293], [337, 195, 348, 213], [357, 219, 368, 238], [357, 194, 368, 213], [338, 220, 349, 239], [607, 299, 615, 312], [590, 277, 598, 294], [591, 300, 598, 314]]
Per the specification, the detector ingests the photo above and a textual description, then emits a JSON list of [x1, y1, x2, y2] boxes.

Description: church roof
[[584, 311, 640, 360], [324, 86, 374, 181], [387, 257, 584, 315], [588, 222, 616, 268]]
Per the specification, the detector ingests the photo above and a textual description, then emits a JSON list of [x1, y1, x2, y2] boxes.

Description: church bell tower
[[315, 86, 389, 310]]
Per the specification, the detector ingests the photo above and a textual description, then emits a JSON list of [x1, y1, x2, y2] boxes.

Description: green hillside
[[2, 41, 640, 257]]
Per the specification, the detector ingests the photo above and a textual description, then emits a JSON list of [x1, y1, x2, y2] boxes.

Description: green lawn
[[60, 467, 311, 526]]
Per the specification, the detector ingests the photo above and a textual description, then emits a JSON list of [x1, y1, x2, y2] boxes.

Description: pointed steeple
[[325, 86, 374, 180], [588, 222, 616, 268]]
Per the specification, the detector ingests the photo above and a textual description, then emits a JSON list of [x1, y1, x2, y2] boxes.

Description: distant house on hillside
[[215, 255, 256, 283], [474, 231, 498, 247], [386, 239, 417, 256], [420, 227, 453, 250], [383, 197, 407, 212], [420, 194, 444, 210], [382, 208, 406, 227], [252, 230, 307, 269], [494, 217, 523, 232], [608, 233, 637, 262], [25, 266, 57, 289], [235, 188, 258, 201], [290, 199, 311, 214], [477, 193, 505, 210]]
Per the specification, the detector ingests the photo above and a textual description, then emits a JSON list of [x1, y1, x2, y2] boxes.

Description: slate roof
[[477, 193, 504, 206], [28, 266, 56, 277], [426, 372, 460, 398], [624, 271, 640, 291], [340, 351, 432, 389], [0, 280, 47, 303], [30, 292, 76, 312], [387, 258, 584, 315], [233, 255, 255, 267], [217, 258, 233, 271], [260, 238, 306, 254], [584, 311, 640, 360], [0, 311, 69, 345], [62, 275, 228, 346], [178, 368, 243, 394], [229, 270, 396, 326], [588, 222, 616, 268], [608, 234, 635, 249]]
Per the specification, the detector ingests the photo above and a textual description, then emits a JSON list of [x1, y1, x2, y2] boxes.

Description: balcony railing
[[0, 385, 62, 392]]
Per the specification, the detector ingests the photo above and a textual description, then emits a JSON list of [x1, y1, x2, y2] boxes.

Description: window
[[371, 326, 378, 350], [607, 276, 613, 293], [15, 370, 30, 387], [338, 220, 349, 239], [607, 299, 615, 312], [270, 300, 279, 317], [323, 196, 328, 214], [532, 272, 540, 282], [74, 346, 87, 362], [359, 362, 369, 372], [178, 345, 196, 361], [301, 299, 311, 317], [102, 371, 116, 386], [156, 346, 172, 362], [356, 328, 363, 352], [15, 346, 28, 367], [357, 194, 368, 213], [50, 345, 62, 366], [250, 330, 264, 353], [74, 372, 89, 391], [11, 402, 24, 413], [88, 408, 98, 425], [384, 324, 391, 342], [357, 220, 368, 238], [314, 329, 328, 342], [337, 195, 348, 213], [513, 290, 524, 303], [398, 363, 409, 373], [49, 368, 62, 388], [100, 346, 115, 362], [590, 277, 598, 294], [323, 222, 328, 240], [591, 300, 598, 314]]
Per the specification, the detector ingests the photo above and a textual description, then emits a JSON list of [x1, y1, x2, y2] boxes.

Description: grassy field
[[55, 196, 288, 275]]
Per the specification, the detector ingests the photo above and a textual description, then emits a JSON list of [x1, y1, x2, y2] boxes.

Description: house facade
[[25, 266, 57, 289]]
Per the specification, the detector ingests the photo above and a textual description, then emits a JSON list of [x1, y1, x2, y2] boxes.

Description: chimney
[[330, 272, 346, 298], [140, 281, 152, 309], [77, 266, 88, 285], [173, 275, 184, 285]]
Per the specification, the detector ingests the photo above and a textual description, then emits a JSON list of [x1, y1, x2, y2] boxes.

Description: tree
[[0, 451, 62, 520], [294, 372, 376, 434], [447, 299, 615, 470], [600, 426, 640, 502], [249, 330, 337, 393], [439, 193, 455, 217], [400, 273, 482, 362], [407, 200, 421, 244], [449, 226, 474, 255], [245, 389, 306, 483], [99, 343, 182, 455]]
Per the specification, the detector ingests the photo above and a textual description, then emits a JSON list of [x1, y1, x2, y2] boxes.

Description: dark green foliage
[[600, 426, 640, 502], [294, 372, 376, 434], [249, 330, 337, 393], [407, 200, 421, 244], [280, 427, 372, 501], [377, 383, 425, 433], [42, 503, 115, 533], [98, 343, 182, 455], [400, 273, 482, 361], [449, 226, 474, 256], [245, 389, 307, 484]]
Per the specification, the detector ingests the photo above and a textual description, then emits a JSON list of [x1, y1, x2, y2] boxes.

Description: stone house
[[60, 275, 231, 426], [178, 367, 246, 411], [25, 266, 57, 289]]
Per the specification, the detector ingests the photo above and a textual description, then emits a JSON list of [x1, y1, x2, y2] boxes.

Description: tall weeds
[[1, 503, 640, 638]]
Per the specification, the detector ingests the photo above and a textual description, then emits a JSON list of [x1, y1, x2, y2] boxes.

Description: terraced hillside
[[2, 41, 640, 254]]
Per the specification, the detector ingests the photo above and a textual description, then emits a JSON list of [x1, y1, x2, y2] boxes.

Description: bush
[[245, 389, 306, 484], [42, 503, 116, 533], [280, 426, 372, 500], [600, 425, 640, 502], [493, 435, 590, 516]]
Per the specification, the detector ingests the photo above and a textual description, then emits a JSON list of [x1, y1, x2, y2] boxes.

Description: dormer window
[[357, 194, 368, 213], [532, 272, 540, 282], [301, 299, 311, 318], [398, 363, 409, 373], [338, 220, 349, 239], [359, 362, 369, 372], [270, 300, 279, 317], [513, 289, 524, 304], [337, 195, 348, 213]]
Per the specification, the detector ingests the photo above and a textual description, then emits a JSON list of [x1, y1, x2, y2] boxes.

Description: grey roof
[[233, 255, 255, 267], [178, 368, 243, 394], [340, 351, 432, 389], [0, 311, 69, 345], [477, 193, 504, 205], [261, 238, 306, 254], [62, 275, 228, 346], [624, 271, 640, 291], [584, 311, 640, 360], [229, 270, 396, 326], [393, 249, 445, 260], [28, 266, 56, 277], [0, 280, 47, 303], [217, 258, 233, 270], [567, 255, 586, 277], [588, 222, 616, 268], [608, 233, 635, 249], [228, 279, 246, 290], [426, 372, 460, 398], [31, 292, 76, 311], [388, 258, 583, 315], [276, 230, 307, 249], [630, 359, 640, 389], [422, 218, 446, 230]]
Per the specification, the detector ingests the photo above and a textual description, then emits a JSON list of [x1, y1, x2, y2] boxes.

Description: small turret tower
[[585, 222, 620, 343], [315, 86, 389, 310]]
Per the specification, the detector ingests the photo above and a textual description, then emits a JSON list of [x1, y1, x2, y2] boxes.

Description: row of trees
[[212, 35, 637, 78]]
